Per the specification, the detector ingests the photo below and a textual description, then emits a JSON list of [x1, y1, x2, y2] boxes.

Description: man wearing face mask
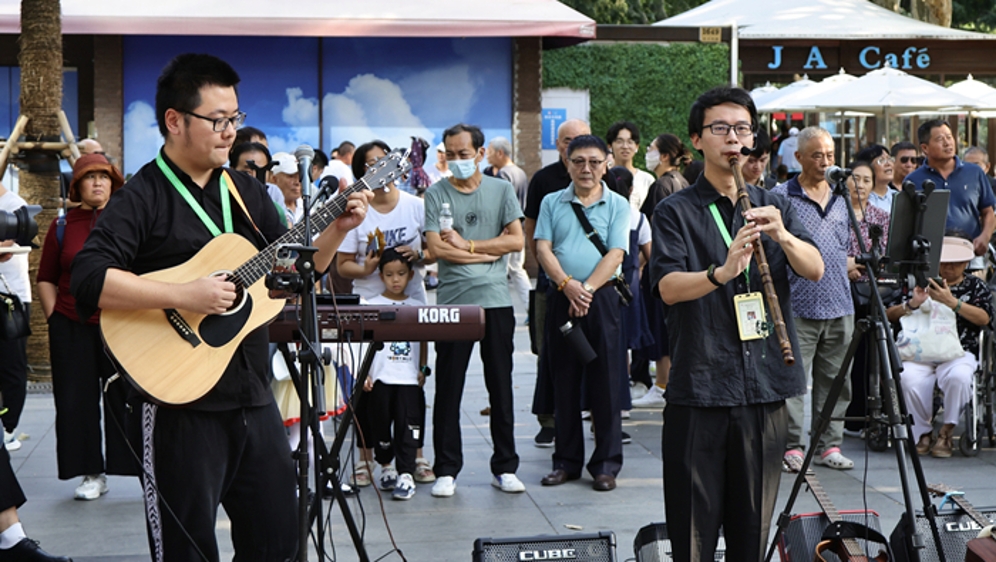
[[424, 123, 526, 498]]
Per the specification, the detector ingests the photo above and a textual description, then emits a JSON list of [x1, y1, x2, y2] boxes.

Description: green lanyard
[[156, 153, 232, 237], [708, 202, 750, 284]]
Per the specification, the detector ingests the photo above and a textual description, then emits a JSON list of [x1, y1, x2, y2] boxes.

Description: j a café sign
[[740, 41, 994, 74]]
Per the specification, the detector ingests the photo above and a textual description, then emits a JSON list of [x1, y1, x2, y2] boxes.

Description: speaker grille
[[892, 506, 996, 562], [779, 511, 883, 562], [474, 532, 616, 562], [633, 523, 726, 562]]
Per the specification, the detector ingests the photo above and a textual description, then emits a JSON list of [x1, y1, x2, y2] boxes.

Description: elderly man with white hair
[[772, 126, 856, 472], [487, 137, 530, 311]]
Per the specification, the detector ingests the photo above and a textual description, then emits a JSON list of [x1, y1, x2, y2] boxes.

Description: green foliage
[[558, 0, 709, 23], [544, 42, 730, 164], [952, 0, 996, 31]]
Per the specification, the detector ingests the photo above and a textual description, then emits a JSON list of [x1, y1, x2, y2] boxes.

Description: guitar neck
[[929, 484, 991, 528], [227, 148, 409, 290], [950, 495, 991, 528], [806, 472, 867, 559], [232, 182, 365, 287]]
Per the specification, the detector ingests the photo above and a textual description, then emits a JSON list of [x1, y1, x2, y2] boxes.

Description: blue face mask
[[448, 158, 478, 179]]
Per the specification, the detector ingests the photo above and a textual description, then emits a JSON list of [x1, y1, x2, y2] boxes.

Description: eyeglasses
[[899, 156, 923, 165], [569, 158, 605, 169], [875, 156, 895, 166], [613, 138, 637, 147], [182, 110, 246, 132], [705, 122, 753, 137]]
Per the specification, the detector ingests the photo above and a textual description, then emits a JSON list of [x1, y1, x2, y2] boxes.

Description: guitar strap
[[221, 170, 263, 237]]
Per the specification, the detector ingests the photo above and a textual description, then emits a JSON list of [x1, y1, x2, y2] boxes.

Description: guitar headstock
[[359, 148, 412, 193], [928, 483, 956, 496]]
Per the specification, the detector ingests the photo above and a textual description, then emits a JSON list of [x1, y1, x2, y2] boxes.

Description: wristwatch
[[582, 282, 595, 294]]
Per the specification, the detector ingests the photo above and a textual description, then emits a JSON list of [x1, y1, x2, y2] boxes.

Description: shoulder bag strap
[[569, 201, 609, 256]]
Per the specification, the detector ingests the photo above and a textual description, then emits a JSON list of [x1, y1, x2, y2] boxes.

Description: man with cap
[[270, 151, 303, 226], [886, 235, 994, 457], [425, 142, 452, 185], [776, 127, 802, 178]]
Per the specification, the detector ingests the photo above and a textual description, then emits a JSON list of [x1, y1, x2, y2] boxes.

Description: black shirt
[[71, 149, 287, 411], [650, 174, 816, 407], [524, 159, 571, 221]]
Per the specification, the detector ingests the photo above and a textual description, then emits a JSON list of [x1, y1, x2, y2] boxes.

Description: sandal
[[814, 447, 854, 470], [351, 460, 372, 487], [782, 449, 804, 473], [414, 457, 436, 483]]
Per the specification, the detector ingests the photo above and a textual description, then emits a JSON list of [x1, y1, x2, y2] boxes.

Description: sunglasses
[[898, 156, 923, 165]]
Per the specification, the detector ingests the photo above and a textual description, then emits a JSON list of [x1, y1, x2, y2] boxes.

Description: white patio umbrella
[[756, 69, 857, 113], [752, 75, 816, 111], [782, 67, 984, 140]]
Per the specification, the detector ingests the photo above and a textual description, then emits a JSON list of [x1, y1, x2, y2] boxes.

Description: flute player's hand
[[715, 221, 760, 284], [744, 206, 788, 244]]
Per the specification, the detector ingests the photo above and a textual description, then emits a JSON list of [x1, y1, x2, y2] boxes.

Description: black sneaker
[[0, 538, 72, 561], [534, 427, 555, 448], [622, 431, 632, 445]]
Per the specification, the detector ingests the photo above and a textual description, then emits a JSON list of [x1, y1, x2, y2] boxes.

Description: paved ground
[[7, 305, 996, 561]]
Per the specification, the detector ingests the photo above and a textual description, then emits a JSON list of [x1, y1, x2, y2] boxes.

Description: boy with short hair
[[364, 247, 429, 500]]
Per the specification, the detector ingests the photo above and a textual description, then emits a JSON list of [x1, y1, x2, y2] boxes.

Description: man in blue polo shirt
[[906, 119, 996, 270], [535, 134, 629, 492]]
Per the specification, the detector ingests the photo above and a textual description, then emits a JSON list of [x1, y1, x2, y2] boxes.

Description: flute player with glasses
[[650, 86, 822, 562]]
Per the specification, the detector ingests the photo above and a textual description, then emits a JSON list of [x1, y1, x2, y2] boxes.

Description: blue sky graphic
[[122, 36, 512, 175]]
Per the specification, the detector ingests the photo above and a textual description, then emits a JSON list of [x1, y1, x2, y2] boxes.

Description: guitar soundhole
[[210, 270, 246, 317]]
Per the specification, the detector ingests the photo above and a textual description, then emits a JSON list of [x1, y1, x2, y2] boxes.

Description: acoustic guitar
[[100, 149, 410, 405], [806, 471, 889, 562]]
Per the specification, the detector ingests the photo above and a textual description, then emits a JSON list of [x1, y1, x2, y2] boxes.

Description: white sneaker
[[631, 385, 666, 409], [3, 430, 20, 452], [431, 476, 456, 497], [74, 474, 108, 500], [378, 465, 398, 491], [392, 473, 416, 501], [492, 473, 525, 493], [630, 382, 649, 400]]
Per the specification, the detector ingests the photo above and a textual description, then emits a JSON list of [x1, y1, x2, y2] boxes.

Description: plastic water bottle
[[439, 202, 453, 231]]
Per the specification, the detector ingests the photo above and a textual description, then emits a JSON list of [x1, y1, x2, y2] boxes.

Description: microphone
[[739, 146, 752, 157], [294, 145, 315, 198], [309, 175, 339, 211], [825, 166, 852, 184]]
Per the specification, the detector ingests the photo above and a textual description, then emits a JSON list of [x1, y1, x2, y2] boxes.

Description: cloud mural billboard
[[122, 36, 512, 176]]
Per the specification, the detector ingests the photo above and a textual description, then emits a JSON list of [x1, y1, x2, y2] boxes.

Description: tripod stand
[[764, 178, 947, 562]]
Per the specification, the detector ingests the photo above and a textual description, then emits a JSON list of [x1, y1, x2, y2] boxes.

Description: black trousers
[[140, 401, 297, 562], [0, 303, 28, 433], [48, 312, 137, 479], [433, 306, 518, 478], [663, 402, 787, 562], [543, 288, 623, 478], [370, 381, 424, 475], [0, 442, 26, 512]]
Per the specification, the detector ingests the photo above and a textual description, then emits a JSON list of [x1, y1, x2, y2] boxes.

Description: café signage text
[[767, 45, 931, 71]]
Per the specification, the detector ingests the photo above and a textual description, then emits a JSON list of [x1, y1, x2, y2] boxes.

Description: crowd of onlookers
[[2, 112, 993, 521]]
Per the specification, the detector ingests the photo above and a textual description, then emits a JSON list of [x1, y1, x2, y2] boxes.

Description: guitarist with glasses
[[70, 53, 371, 562]]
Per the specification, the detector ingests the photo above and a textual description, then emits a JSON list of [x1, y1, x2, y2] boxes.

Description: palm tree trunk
[[18, 0, 62, 378]]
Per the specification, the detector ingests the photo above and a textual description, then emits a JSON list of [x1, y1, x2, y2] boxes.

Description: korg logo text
[[418, 307, 461, 323], [518, 548, 577, 560]]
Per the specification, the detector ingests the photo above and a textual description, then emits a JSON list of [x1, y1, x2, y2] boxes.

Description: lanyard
[[708, 202, 750, 284], [156, 153, 233, 237]]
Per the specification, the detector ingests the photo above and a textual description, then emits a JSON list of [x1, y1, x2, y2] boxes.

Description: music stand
[[886, 181, 949, 287]]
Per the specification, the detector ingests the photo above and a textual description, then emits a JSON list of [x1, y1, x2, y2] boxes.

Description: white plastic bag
[[896, 298, 964, 363]]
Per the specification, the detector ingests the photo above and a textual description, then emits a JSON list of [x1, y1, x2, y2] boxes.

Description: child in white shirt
[[364, 248, 429, 500]]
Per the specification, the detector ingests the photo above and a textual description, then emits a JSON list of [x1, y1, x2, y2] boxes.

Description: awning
[[0, 0, 597, 38], [654, 0, 993, 40]]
